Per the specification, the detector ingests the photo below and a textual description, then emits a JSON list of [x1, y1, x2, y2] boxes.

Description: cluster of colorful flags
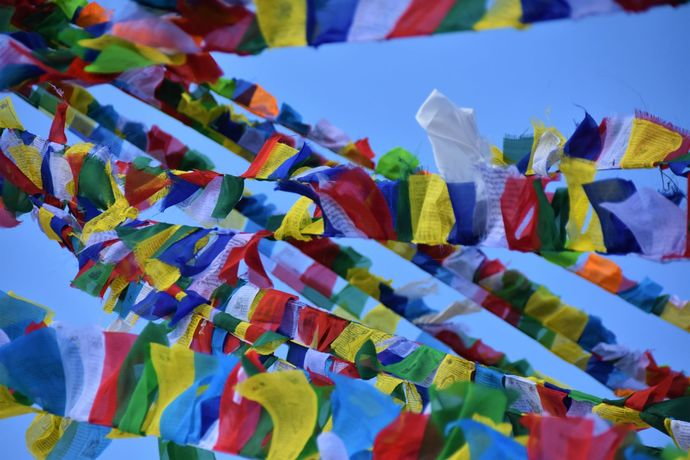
[[0, 1, 688, 459]]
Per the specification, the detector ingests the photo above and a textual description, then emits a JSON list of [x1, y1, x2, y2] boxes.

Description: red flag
[[48, 100, 68, 144]]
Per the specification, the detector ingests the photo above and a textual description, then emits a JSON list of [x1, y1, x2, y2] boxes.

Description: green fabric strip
[[114, 323, 169, 429], [78, 155, 115, 209], [384, 346, 445, 382], [71, 262, 114, 296], [211, 175, 244, 219], [396, 180, 413, 242], [435, 0, 487, 33]]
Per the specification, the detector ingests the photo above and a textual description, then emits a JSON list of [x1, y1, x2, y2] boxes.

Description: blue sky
[[1, 5, 689, 458]]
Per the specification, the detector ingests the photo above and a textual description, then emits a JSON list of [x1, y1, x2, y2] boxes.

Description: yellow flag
[[8, 144, 43, 189], [409, 174, 455, 245], [330, 322, 391, 361], [560, 156, 605, 252], [26, 414, 67, 460], [275, 196, 314, 241], [255, 0, 308, 47], [0, 97, 24, 130], [363, 304, 401, 334], [237, 370, 317, 460], [549, 334, 591, 370], [144, 344, 195, 436], [432, 355, 475, 390], [592, 403, 648, 429], [0, 386, 34, 419], [660, 301, 690, 331], [621, 118, 684, 168], [254, 143, 298, 179], [474, 0, 525, 30]]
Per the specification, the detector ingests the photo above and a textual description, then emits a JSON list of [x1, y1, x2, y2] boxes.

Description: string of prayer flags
[[20, 85, 215, 171], [2, 289, 690, 457], [9, 84, 690, 255], [0, 106, 684, 398], [542, 251, 690, 332], [386, 243, 690, 395], [3, 111, 687, 256], [497, 111, 690, 177], [210, 77, 376, 168], [125, 0, 690, 55]]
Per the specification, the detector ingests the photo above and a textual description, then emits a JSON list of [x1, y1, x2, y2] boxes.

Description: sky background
[[1, 4, 689, 458]]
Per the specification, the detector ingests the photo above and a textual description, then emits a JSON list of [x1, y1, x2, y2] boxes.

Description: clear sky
[[1, 5, 689, 458]]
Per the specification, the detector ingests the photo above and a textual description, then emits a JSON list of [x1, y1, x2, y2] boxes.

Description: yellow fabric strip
[[67, 85, 95, 114], [549, 334, 591, 370], [432, 355, 476, 390], [237, 370, 317, 460], [409, 174, 455, 245], [375, 374, 403, 395], [490, 145, 509, 166], [661, 301, 690, 332], [256, 143, 298, 179], [79, 36, 185, 66], [346, 267, 387, 299], [106, 428, 142, 439], [234, 322, 250, 341], [447, 444, 470, 460], [103, 276, 128, 313], [274, 196, 313, 241], [0, 385, 35, 418], [132, 225, 182, 267], [81, 196, 138, 243], [524, 287, 560, 320], [143, 259, 180, 291], [247, 289, 265, 321], [0, 97, 24, 130], [362, 304, 401, 334], [527, 121, 565, 175], [37, 207, 62, 242], [474, 0, 525, 30], [255, 0, 308, 47], [329, 322, 392, 361], [620, 118, 684, 168], [144, 344, 195, 437], [560, 156, 605, 252], [177, 93, 225, 127], [472, 414, 513, 436], [26, 413, 66, 460], [82, 161, 138, 242], [384, 241, 417, 261], [402, 382, 424, 413], [8, 144, 43, 189], [592, 403, 648, 429], [301, 218, 324, 235], [177, 314, 203, 349], [542, 304, 588, 342], [525, 287, 588, 342]]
